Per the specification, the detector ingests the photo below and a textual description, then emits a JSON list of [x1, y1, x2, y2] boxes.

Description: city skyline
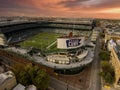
[[0, 0, 120, 19]]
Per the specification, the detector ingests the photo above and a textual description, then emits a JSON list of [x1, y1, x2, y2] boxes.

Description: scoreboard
[[66, 39, 81, 47], [57, 37, 84, 49]]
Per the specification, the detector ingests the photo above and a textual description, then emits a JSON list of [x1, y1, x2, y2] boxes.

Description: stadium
[[0, 17, 96, 74]]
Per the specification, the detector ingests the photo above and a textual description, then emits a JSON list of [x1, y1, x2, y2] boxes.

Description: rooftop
[[0, 71, 14, 85], [13, 84, 37, 90], [13, 83, 25, 90]]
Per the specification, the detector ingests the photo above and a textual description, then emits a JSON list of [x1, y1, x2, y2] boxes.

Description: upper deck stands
[[0, 19, 94, 34], [0, 22, 40, 33]]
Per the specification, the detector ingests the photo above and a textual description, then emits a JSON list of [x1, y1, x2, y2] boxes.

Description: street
[[50, 77, 81, 90], [87, 36, 101, 90]]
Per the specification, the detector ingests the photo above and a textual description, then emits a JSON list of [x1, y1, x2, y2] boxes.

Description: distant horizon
[[0, 0, 120, 19], [0, 16, 120, 20]]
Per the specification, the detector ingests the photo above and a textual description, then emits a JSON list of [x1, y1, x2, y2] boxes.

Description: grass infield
[[20, 32, 63, 53]]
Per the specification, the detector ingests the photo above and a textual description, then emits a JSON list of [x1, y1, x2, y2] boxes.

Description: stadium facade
[[0, 18, 96, 74]]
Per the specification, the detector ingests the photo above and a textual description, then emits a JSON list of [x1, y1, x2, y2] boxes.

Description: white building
[[107, 39, 116, 51]]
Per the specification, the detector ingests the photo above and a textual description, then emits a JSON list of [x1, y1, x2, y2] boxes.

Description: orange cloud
[[0, 0, 120, 19]]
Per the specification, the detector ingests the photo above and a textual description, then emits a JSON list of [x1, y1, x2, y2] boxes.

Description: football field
[[20, 32, 62, 51]]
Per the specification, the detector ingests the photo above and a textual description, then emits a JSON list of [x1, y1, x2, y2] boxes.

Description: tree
[[100, 61, 115, 84], [99, 51, 110, 61], [11, 63, 49, 90]]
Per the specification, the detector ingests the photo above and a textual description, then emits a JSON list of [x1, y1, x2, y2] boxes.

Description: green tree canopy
[[100, 61, 115, 84], [99, 51, 110, 61], [12, 63, 49, 90]]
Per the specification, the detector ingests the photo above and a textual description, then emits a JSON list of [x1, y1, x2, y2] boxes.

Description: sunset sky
[[0, 0, 120, 19]]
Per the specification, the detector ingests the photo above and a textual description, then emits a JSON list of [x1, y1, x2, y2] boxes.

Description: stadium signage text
[[66, 39, 81, 47]]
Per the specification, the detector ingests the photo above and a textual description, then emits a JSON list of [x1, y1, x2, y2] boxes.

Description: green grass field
[[20, 32, 62, 52]]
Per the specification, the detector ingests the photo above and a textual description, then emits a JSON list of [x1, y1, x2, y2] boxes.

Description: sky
[[0, 0, 120, 19]]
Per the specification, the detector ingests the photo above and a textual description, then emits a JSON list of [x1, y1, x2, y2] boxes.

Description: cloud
[[58, 0, 87, 8], [59, 0, 120, 10], [0, 0, 120, 18]]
